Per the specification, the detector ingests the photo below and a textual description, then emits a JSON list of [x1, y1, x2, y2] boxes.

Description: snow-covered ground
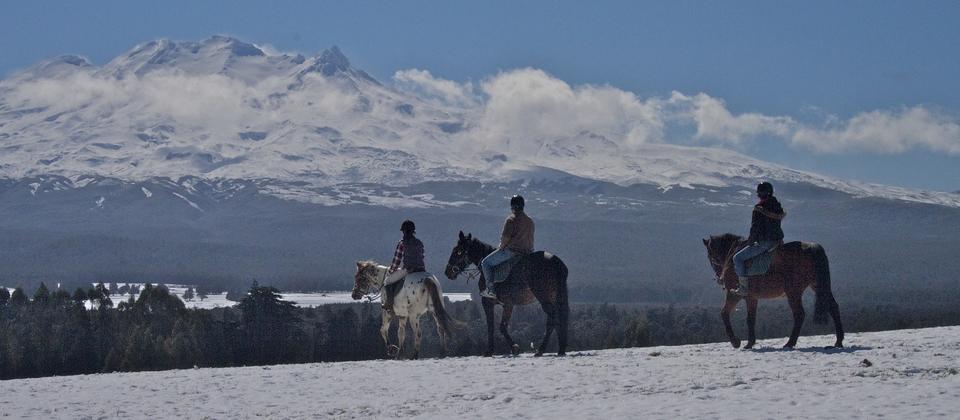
[[1, 326, 957, 419]]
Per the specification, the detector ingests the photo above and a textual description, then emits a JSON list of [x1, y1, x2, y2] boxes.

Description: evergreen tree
[[237, 282, 302, 364], [109, 282, 119, 295], [183, 287, 195, 301], [72, 288, 88, 308], [9, 287, 27, 306], [52, 288, 72, 307], [0, 287, 9, 306], [196, 285, 208, 301], [33, 282, 51, 305]]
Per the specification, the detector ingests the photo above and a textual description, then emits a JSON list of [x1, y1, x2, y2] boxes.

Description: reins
[[361, 266, 389, 302]]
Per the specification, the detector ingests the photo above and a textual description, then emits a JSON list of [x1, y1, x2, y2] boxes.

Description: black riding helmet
[[510, 195, 525, 211], [757, 182, 774, 197], [400, 220, 416, 233]]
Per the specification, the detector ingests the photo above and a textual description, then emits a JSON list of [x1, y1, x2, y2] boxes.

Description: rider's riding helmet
[[510, 195, 525, 211], [757, 182, 774, 197], [400, 220, 416, 233]]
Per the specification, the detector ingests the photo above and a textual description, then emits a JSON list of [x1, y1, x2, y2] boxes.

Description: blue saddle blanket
[[745, 246, 777, 276], [492, 255, 523, 284]]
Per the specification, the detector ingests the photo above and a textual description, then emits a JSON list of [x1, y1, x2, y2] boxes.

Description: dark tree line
[[3, 281, 960, 380]]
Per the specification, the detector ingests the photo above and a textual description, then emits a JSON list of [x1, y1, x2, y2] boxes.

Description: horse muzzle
[[350, 288, 364, 300], [444, 264, 460, 280]]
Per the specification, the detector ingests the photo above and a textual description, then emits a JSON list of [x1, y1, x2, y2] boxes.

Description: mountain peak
[[204, 35, 265, 57], [319, 46, 350, 70]]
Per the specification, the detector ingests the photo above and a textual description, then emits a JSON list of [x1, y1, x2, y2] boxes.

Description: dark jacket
[[748, 197, 785, 243], [401, 236, 426, 272]]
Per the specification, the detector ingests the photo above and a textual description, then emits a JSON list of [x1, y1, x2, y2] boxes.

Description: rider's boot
[[480, 284, 497, 300], [733, 276, 750, 297]]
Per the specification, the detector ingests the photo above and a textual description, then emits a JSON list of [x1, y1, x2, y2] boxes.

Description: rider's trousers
[[481, 248, 516, 284], [733, 240, 778, 277]]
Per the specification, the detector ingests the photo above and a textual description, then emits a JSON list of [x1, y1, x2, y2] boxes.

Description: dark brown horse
[[444, 231, 569, 357], [703, 233, 844, 349]]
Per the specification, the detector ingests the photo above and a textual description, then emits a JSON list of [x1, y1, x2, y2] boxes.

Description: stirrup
[[733, 277, 750, 297], [480, 289, 497, 300]]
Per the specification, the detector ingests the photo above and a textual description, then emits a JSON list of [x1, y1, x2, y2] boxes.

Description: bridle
[[708, 240, 741, 290], [354, 265, 389, 302], [446, 245, 481, 284]]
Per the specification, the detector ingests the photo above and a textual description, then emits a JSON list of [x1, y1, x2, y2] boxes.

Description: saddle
[[744, 241, 783, 276], [490, 252, 547, 284]]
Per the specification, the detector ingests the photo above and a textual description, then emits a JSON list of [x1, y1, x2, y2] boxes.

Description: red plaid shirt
[[389, 240, 404, 273]]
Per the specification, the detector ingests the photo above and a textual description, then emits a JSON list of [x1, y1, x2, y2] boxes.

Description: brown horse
[[702, 233, 844, 349], [444, 231, 569, 357]]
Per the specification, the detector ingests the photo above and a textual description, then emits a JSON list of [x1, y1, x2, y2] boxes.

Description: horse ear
[[466, 233, 472, 240], [702, 238, 709, 247], [356, 261, 363, 269], [459, 231, 464, 240]]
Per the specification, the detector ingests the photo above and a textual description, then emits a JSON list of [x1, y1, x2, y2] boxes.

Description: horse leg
[[396, 316, 408, 359], [536, 303, 557, 357], [784, 292, 805, 348], [721, 292, 742, 349], [829, 299, 845, 348], [744, 297, 758, 349], [432, 312, 448, 355], [381, 313, 398, 358], [499, 304, 520, 356], [410, 316, 422, 360], [556, 301, 569, 356], [482, 297, 496, 357]]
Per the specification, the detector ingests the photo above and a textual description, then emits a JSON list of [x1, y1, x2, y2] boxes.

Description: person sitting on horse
[[480, 195, 535, 300], [383, 220, 426, 314], [732, 182, 786, 296]]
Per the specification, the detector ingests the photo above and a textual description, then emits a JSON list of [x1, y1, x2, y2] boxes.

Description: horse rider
[[732, 182, 786, 296], [480, 195, 535, 300], [383, 220, 426, 314]]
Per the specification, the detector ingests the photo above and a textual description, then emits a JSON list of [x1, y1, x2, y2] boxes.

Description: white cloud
[[393, 69, 476, 106], [666, 92, 796, 144], [792, 106, 960, 155], [470, 68, 665, 153]]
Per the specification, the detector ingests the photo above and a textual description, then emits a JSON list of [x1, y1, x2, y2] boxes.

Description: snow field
[[1, 326, 957, 419]]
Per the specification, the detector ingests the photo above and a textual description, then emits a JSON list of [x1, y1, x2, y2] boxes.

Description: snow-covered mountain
[[2, 35, 958, 208], [2, 326, 957, 418]]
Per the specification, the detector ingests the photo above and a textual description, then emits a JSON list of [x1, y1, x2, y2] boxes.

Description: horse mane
[[357, 260, 382, 271], [710, 233, 745, 255]]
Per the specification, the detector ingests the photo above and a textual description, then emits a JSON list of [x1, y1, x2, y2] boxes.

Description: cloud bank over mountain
[[1, 36, 958, 206], [394, 67, 960, 156]]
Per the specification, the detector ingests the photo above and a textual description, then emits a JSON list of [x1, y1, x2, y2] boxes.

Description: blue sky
[[2, 1, 958, 191]]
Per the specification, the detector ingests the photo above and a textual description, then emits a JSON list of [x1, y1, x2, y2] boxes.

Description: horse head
[[351, 261, 376, 300], [703, 234, 742, 289], [445, 231, 474, 280]]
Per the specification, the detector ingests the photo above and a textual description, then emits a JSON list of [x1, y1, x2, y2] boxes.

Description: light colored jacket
[[499, 211, 534, 253]]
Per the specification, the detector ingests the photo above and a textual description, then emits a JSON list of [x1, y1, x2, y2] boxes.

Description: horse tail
[[555, 255, 570, 353], [810, 243, 835, 325], [556, 256, 569, 307], [424, 278, 456, 337]]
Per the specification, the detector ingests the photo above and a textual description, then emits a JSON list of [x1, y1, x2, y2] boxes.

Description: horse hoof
[[731, 339, 742, 349], [386, 345, 400, 357], [782, 343, 795, 349], [511, 344, 521, 356], [483, 351, 493, 358], [744, 343, 755, 350], [557, 351, 566, 357], [534, 351, 544, 357]]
